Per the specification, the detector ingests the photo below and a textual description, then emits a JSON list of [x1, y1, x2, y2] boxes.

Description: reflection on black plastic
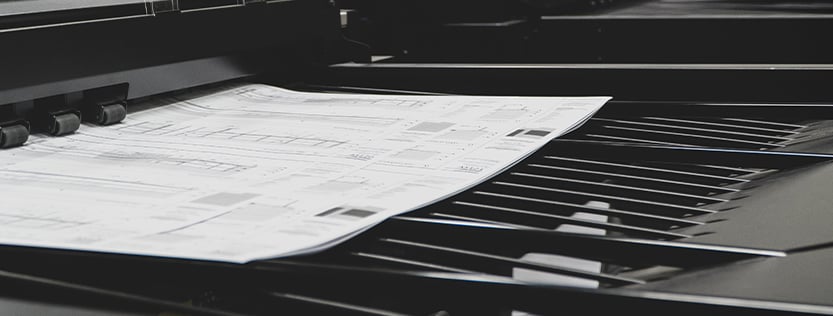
[[0, 0, 151, 31], [178, 0, 244, 11]]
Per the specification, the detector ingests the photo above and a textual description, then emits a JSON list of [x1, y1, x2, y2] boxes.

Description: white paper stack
[[0, 84, 609, 263]]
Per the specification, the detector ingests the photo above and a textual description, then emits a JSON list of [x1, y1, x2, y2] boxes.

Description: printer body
[[2, 1, 833, 315]]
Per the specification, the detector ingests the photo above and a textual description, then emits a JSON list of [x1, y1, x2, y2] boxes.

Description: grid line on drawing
[[156, 158, 247, 172], [175, 101, 403, 126], [365, 99, 426, 108], [115, 123, 346, 148], [0, 213, 87, 230], [0, 170, 182, 194], [237, 90, 428, 108]]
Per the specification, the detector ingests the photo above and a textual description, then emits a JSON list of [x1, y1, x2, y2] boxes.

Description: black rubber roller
[[49, 112, 81, 136], [97, 103, 126, 125], [0, 124, 29, 148]]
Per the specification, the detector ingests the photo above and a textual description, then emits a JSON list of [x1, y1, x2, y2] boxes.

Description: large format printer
[[2, 0, 833, 315]]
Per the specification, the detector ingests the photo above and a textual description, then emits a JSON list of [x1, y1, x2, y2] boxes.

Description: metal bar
[[450, 201, 692, 239], [378, 238, 645, 286], [602, 126, 785, 148], [430, 212, 541, 230], [696, 164, 767, 175], [583, 134, 698, 147], [471, 191, 704, 226], [527, 163, 739, 193], [330, 63, 833, 70], [547, 141, 833, 169], [592, 118, 794, 141], [543, 156, 750, 183], [492, 181, 716, 215], [642, 117, 800, 135], [722, 118, 807, 129], [352, 252, 480, 274], [511, 172, 729, 203], [385, 217, 785, 267]]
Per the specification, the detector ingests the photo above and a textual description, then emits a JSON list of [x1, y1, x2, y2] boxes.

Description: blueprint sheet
[[0, 84, 609, 263]]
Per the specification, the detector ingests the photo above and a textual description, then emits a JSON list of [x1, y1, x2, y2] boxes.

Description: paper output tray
[[2, 93, 833, 315]]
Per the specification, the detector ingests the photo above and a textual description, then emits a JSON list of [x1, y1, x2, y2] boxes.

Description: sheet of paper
[[0, 84, 609, 263]]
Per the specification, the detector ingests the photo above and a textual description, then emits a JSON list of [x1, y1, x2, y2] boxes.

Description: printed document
[[0, 84, 609, 263]]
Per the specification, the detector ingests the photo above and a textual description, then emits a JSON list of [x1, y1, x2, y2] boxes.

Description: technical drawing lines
[[115, 122, 347, 148], [171, 101, 403, 127], [0, 169, 187, 195], [300, 98, 428, 108], [98, 152, 253, 173], [0, 213, 89, 230], [233, 88, 429, 108]]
